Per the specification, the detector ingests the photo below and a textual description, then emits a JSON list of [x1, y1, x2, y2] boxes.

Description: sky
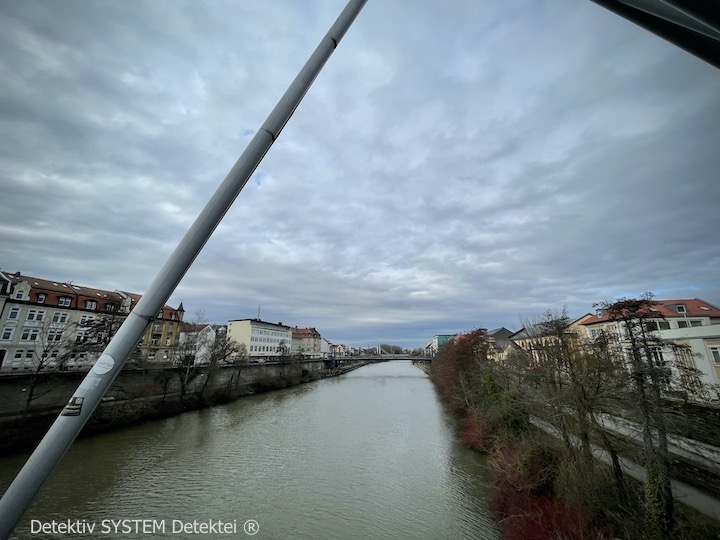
[[1, 1, 719, 349]]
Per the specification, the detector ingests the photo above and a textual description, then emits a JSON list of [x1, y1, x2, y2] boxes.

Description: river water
[[0, 361, 500, 539]]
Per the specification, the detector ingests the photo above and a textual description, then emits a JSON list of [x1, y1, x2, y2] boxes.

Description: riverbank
[[424, 328, 720, 539], [0, 361, 500, 540], [0, 360, 369, 456]]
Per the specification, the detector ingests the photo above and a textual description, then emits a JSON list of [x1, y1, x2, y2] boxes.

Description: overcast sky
[[1, 0, 719, 348]]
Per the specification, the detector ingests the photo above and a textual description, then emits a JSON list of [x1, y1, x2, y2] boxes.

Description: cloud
[[1, 0, 719, 348]]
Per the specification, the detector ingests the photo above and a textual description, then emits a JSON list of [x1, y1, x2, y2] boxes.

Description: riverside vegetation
[[428, 295, 720, 540]]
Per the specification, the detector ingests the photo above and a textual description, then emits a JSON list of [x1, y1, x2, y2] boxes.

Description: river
[[0, 361, 500, 539]]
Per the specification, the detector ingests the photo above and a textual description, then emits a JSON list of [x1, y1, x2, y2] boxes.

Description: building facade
[[580, 298, 720, 398], [510, 314, 592, 365], [423, 334, 457, 357], [291, 327, 322, 358], [227, 319, 291, 358], [0, 270, 184, 372]]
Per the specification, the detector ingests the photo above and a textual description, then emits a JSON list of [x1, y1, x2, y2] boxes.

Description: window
[[79, 315, 94, 326], [52, 312, 68, 324], [37, 294, 46, 304], [678, 320, 703, 329], [8, 307, 19, 320], [14, 290, 24, 300], [85, 300, 97, 310], [48, 329, 63, 342], [21, 328, 39, 341], [711, 347, 720, 366], [14, 350, 23, 360], [650, 347, 665, 366], [27, 310, 45, 322], [658, 321, 670, 330], [1, 327, 13, 340], [152, 323, 162, 333], [58, 297, 71, 307], [676, 305, 686, 314], [105, 303, 115, 312], [148, 351, 156, 360]]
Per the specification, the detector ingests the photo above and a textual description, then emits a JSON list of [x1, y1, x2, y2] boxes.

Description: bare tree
[[598, 294, 674, 538], [21, 314, 81, 415], [197, 329, 241, 404]]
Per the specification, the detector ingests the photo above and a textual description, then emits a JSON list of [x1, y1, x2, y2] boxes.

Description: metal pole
[[0, 0, 367, 535]]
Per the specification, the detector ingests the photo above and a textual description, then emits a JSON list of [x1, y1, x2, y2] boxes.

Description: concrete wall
[[0, 359, 363, 455]]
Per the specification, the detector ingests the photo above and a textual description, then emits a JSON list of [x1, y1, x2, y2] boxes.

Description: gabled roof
[[292, 327, 321, 338], [180, 322, 211, 333], [488, 327, 515, 340], [117, 291, 177, 312], [2, 270, 181, 314], [582, 298, 720, 325], [10, 272, 123, 301]]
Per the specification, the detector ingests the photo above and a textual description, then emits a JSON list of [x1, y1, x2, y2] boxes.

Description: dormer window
[[37, 293, 46, 304], [85, 300, 97, 310], [58, 297, 71, 307], [105, 303, 115, 312], [14, 291, 24, 300], [676, 305, 686, 314]]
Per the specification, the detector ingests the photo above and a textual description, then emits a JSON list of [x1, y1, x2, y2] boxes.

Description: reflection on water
[[0, 361, 499, 539]]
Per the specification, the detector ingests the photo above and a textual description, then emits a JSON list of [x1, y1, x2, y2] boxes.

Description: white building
[[580, 298, 720, 399], [422, 335, 456, 357], [178, 323, 217, 365], [227, 319, 291, 359]]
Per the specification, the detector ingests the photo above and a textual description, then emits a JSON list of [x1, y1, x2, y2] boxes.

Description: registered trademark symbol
[[244, 520, 259, 535]]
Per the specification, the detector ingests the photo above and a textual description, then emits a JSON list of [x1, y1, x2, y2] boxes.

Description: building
[[329, 342, 349, 357], [178, 323, 217, 365], [291, 327, 322, 358], [227, 318, 291, 359], [580, 298, 720, 398], [509, 314, 593, 364], [423, 335, 456, 357], [486, 327, 520, 363], [0, 270, 184, 372]]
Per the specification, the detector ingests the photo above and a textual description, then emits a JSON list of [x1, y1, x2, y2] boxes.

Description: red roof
[[292, 327, 320, 338], [582, 298, 720, 325], [4, 271, 181, 315]]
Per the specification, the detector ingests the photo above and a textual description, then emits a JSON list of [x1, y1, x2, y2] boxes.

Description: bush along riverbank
[[428, 319, 720, 540], [0, 360, 368, 457]]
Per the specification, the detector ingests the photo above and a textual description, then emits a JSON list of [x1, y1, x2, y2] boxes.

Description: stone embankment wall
[[0, 360, 367, 455], [607, 398, 720, 498]]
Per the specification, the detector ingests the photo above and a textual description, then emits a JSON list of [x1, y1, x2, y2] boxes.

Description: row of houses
[[423, 297, 720, 398], [0, 271, 185, 372], [0, 270, 348, 373]]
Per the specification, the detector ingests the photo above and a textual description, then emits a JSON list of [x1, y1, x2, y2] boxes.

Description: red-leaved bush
[[461, 409, 498, 452], [489, 446, 611, 540]]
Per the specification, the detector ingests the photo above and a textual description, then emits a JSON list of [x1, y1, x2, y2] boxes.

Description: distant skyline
[[1, 1, 719, 348]]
